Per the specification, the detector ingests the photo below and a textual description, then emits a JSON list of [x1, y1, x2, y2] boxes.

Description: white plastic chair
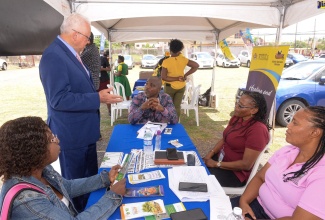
[[110, 82, 131, 126], [180, 84, 201, 126], [222, 131, 272, 195], [182, 82, 192, 114]]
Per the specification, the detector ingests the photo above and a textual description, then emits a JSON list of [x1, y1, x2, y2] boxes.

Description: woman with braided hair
[[203, 91, 270, 187], [231, 106, 325, 219]]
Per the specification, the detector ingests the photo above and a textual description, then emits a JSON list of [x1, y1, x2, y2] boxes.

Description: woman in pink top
[[231, 106, 325, 219]]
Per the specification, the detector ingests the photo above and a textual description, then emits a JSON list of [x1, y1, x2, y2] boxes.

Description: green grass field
[[0, 65, 287, 161]]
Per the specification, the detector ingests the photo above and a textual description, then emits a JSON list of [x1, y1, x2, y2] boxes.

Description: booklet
[[120, 199, 166, 220], [99, 152, 124, 168], [125, 185, 164, 197], [128, 170, 165, 184]]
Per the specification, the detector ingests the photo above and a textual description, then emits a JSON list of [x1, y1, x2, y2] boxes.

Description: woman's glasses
[[51, 134, 60, 144], [235, 100, 254, 109]]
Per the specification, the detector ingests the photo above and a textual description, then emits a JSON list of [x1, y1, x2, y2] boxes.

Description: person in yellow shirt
[[161, 39, 199, 117]]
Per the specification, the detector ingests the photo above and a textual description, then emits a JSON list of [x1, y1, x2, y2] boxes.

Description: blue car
[[287, 53, 308, 64], [237, 60, 325, 127]]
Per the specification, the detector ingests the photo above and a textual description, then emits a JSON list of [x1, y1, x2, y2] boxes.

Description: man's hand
[[99, 88, 123, 104], [148, 98, 164, 112], [140, 99, 151, 110], [108, 165, 121, 183], [110, 178, 126, 196]]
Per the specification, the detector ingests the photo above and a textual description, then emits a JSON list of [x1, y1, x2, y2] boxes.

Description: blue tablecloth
[[133, 79, 147, 91], [86, 124, 210, 220]]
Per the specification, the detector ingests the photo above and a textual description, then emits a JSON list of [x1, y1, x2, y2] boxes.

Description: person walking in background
[[128, 76, 178, 124], [0, 117, 126, 219], [39, 13, 122, 212], [81, 32, 100, 90], [114, 55, 132, 100], [203, 91, 270, 187], [100, 50, 112, 115], [161, 39, 199, 117]]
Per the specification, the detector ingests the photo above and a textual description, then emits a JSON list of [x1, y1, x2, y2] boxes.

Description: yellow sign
[[218, 40, 235, 60], [246, 45, 289, 116]]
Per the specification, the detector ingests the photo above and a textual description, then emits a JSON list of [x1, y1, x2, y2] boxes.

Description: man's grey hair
[[60, 13, 90, 34]]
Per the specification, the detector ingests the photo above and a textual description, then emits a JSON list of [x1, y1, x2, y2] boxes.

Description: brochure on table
[[137, 121, 167, 139], [99, 152, 124, 168], [120, 199, 166, 220]]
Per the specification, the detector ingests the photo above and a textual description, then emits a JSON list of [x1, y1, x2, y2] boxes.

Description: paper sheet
[[167, 166, 210, 202], [208, 175, 233, 219], [137, 121, 167, 139]]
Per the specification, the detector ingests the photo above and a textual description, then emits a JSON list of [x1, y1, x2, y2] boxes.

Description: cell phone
[[178, 182, 208, 192], [166, 148, 178, 160], [170, 208, 207, 220]]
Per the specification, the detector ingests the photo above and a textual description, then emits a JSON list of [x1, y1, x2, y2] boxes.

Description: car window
[[143, 55, 155, 60], [314, 69, 325, 82], [282, 62, 325, 80], [197, 53, 212, 59]]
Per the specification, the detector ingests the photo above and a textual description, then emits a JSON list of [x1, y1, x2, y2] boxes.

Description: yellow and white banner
[[218, 39, 235, 60], [245, 46, 290, 116]]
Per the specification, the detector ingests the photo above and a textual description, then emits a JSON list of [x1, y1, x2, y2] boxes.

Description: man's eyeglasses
[[235, 100, 254, 109], [72, 29, 90, 41], [51, 134, 60, 144]]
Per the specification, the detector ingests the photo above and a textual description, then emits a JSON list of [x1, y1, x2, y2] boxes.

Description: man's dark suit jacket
[[39, 37, 100, 149]]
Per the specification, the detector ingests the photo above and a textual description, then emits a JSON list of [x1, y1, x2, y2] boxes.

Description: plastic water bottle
[[143, 128, 153, 155], [226, 207, 244, 220], [155, 130, 161, 151]]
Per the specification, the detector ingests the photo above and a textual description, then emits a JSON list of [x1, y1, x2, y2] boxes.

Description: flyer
[[125, 185, 164, 197]]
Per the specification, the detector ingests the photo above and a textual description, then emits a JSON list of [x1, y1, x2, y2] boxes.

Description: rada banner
[[218, 39, 235, 60], [245, 46, 289, 117]]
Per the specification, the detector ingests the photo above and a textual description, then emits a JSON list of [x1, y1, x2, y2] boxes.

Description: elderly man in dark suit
[[39, 13, 122, 212]]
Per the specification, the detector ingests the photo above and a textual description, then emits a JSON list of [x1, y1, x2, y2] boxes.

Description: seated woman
[[0, 116, 126, 219], [203, 91, 270, 187], [231, 106, 325, 220]]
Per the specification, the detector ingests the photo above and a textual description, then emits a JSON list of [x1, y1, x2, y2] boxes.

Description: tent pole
[[210, 31, 219, 109], [108, 29, 114, 88], [275, 6, 285, 45]]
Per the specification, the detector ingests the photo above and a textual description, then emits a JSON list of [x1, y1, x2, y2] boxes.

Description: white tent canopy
[[70, 0, 324, 44], [1, 0, 324, 55]]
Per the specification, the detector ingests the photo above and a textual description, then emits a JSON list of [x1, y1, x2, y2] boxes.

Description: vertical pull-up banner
[[218, 39, 235, 60], [245, 46, 289, 117]]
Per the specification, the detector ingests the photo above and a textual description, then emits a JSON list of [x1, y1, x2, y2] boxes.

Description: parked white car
[[141, 54, 158, 69], [237, 50, 251, 67], [216, 53, 240, 68], [189, 52, 214, 69], [0, 58, 7, 70]]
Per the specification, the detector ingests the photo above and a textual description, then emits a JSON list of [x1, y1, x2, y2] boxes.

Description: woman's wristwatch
[[217, 161, 221, 168]]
